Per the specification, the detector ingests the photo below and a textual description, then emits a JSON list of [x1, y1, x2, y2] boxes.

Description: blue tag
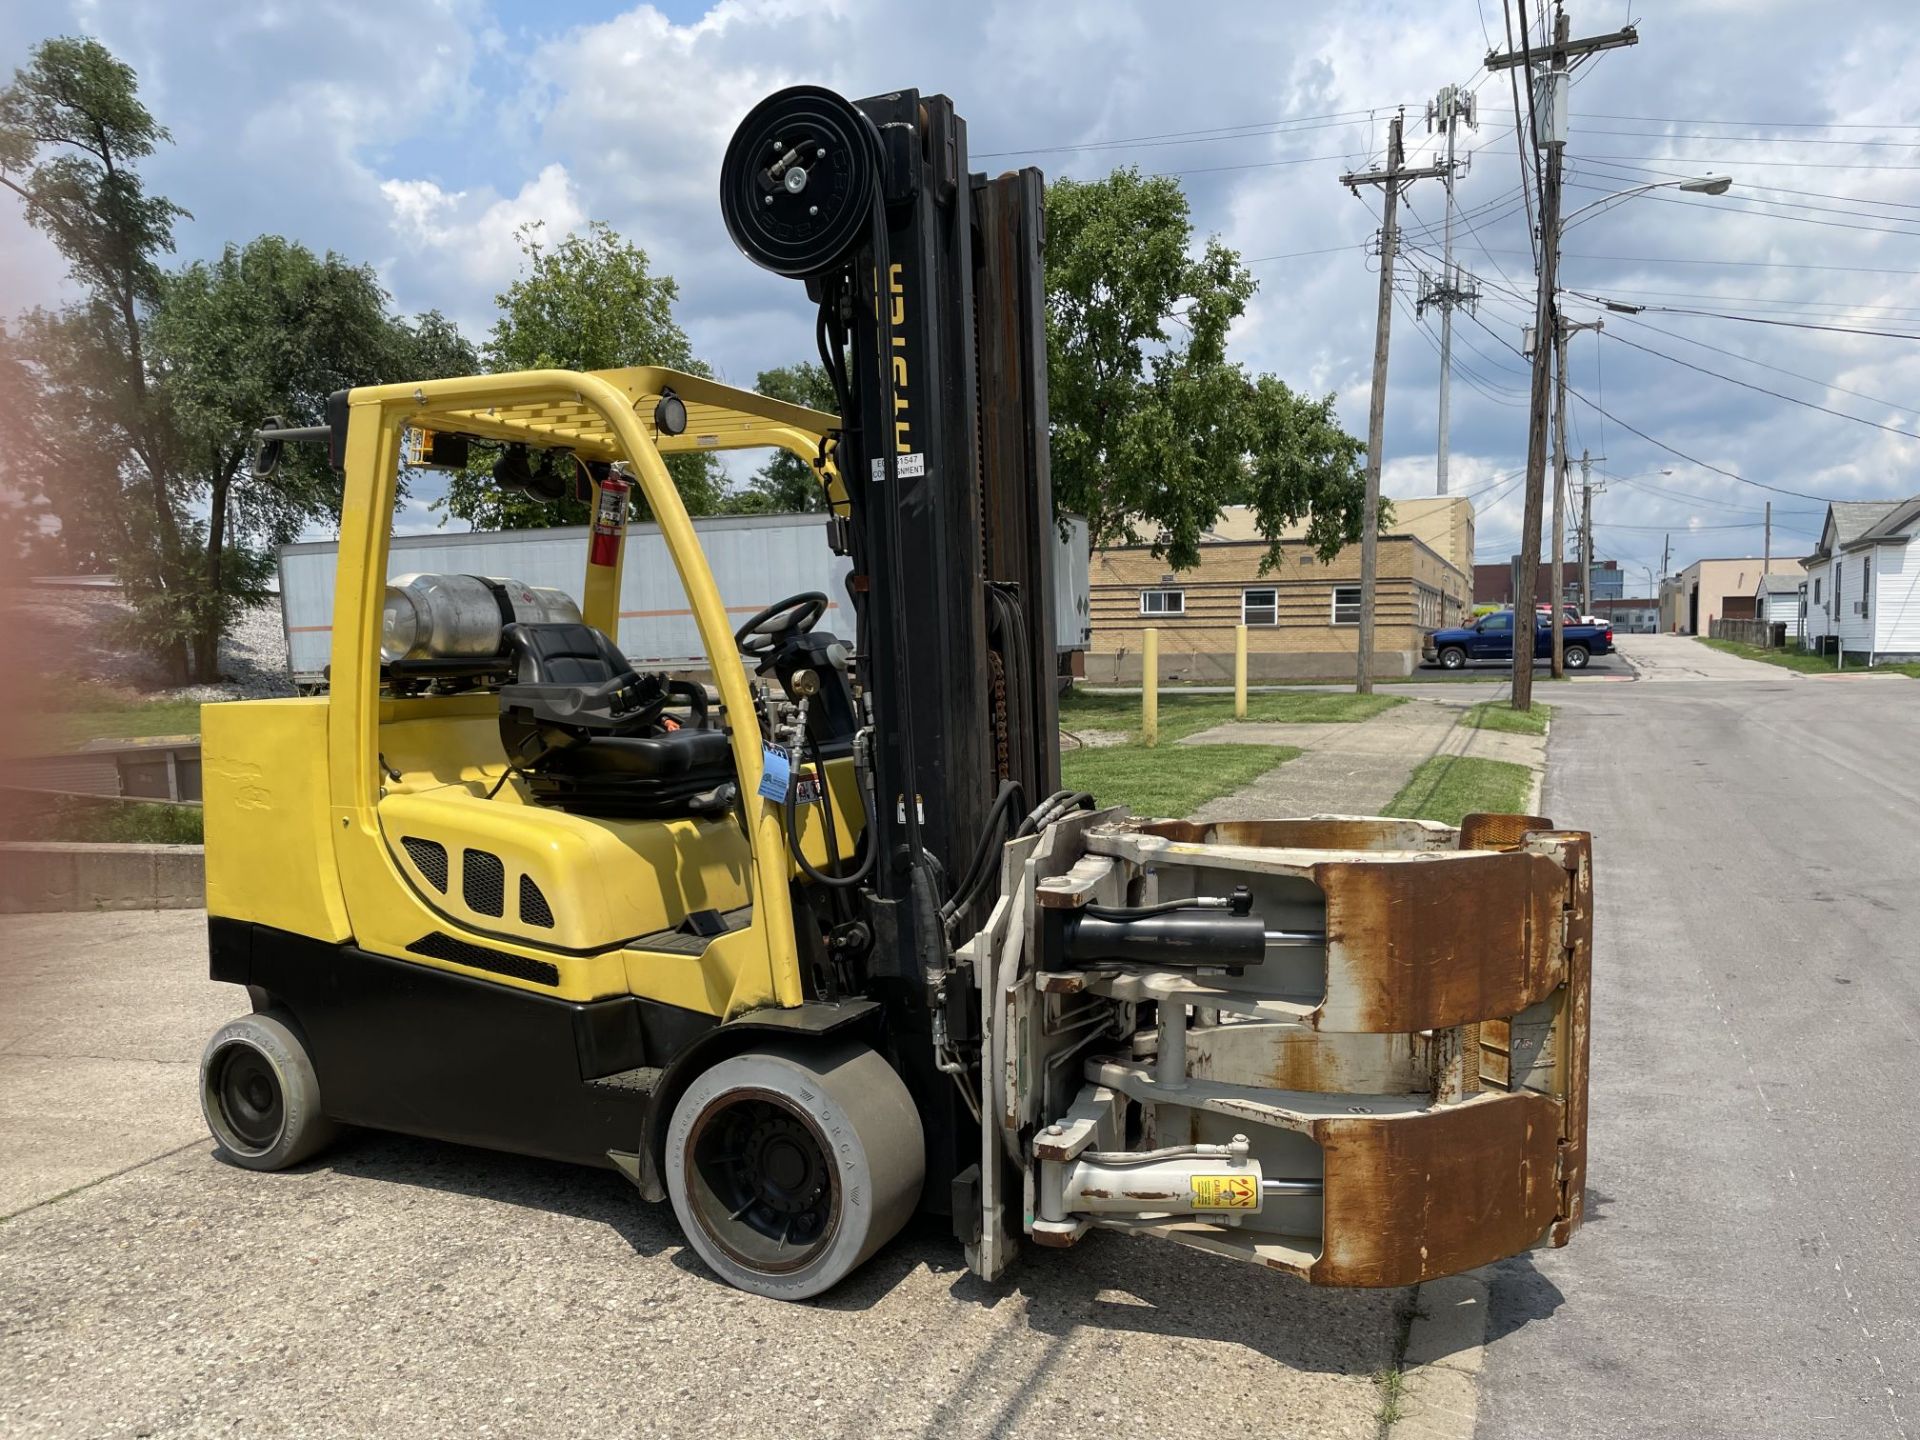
[[757, 743, 791, 802]]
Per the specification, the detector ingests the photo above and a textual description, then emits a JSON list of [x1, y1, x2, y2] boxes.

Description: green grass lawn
[[2, 795, 204, 845], [1061, 742, 1300, 819], [1697, 636, 1920, 678], [12, 684, 216, 756], [1060, 687, 1403, 745], [1384, 755, 1536, 827], [1462, 700, 1553, 736]]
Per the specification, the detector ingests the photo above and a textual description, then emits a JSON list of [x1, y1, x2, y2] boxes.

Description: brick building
[[1086, 498, 1475, 682]]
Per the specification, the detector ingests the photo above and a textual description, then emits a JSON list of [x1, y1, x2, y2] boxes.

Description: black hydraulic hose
[[939, 778, 1024, 925], [785, 743, 876, 891]]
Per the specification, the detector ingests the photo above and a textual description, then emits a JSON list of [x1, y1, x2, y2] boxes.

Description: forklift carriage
[[199, 85, 1592, 1301]]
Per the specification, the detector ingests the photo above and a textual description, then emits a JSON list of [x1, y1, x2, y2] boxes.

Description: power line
[[971, 107, 1390, 159], [1586, 303, 1920, 342], [1563, 383, 1837, 501], [1604, 310, 1920, 418]]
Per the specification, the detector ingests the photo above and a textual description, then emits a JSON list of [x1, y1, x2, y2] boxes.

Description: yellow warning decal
[[1190, 1174, 1259, 1210]]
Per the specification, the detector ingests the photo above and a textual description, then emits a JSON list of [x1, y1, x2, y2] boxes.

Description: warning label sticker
[[1190, 1174, 1259, 1210]]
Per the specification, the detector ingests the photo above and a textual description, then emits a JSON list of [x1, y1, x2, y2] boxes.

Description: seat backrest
[[501, 623, 634, 686]]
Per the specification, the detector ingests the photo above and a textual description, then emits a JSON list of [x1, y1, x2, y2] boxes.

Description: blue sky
[[7, 0, 1920, 581]]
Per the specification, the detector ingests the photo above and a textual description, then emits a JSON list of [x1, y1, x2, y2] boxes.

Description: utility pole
[[1661, 532, 1671, 631], [1342, 112, 1449, 694], [1549, 317, 1602, 675], [1764, 500, 1772, 573], [1487, 6, 1638, 709], [1579, 449, 1605, 611], [1420, 86, 1479, 496]]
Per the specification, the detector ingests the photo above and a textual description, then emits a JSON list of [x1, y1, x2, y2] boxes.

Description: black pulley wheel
[[720, 85, 878, 278]]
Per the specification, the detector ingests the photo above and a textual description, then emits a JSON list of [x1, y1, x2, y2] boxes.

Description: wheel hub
[[216, 1046, 284, 1150], [687, 1090, 839, 1273]]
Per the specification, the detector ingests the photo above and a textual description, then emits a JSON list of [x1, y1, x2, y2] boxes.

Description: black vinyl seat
[[496, 623, 737, 818]]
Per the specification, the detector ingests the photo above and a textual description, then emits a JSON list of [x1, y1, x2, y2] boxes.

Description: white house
[[1801, 496, 1920, 663], [1753, 573, 1803, 638]]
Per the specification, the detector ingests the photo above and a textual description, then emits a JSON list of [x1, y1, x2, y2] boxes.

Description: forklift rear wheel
[[199, 1012, 339, 1171], [665, 1042, 923, 1300]]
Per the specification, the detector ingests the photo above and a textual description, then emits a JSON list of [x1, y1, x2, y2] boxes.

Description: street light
[[1562, 175, 1733, 231]]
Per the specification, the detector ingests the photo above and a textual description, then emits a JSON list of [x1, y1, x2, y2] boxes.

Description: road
[[1478, 635, 1920, 1439], [0, 913, 1397, 1440]]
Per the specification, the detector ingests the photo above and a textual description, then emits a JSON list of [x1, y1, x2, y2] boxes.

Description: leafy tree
[[0, 36, 192, 674], [0, 322, 66, 574], [1044, 168, 1368, 571], [148, 237, 479, 676], [2, 38, 480, 682], [443, 222, 723, 529], [720, 361, 838, 514]]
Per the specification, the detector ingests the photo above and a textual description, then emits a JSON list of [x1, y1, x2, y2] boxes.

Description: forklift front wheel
[[199, 1012, 339, 1171], [665, 1042, 924, 1300]]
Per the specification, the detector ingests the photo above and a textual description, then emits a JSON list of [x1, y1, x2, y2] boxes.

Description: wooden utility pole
[[1579, 449, 1604, 610], [1342, 113, 1448, 694], [1488, 6, 1638, 708], [1550, 323, 1570, 676], [1764, 500, 1772, 572]]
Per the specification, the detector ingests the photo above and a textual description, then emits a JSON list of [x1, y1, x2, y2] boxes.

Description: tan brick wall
[[1088, 535, 1471, 680]]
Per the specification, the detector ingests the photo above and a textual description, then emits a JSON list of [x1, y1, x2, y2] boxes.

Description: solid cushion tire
[[664, 1041, 923, 1300], [199, 1010, 339, 1171]]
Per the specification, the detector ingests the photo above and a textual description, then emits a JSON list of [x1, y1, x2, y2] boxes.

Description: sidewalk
[[1182, 700, 1463, 819]]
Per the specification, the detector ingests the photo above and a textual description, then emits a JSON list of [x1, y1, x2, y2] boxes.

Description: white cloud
[[379, 162, 587, 297]]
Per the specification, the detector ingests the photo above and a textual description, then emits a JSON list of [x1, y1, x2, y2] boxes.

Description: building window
[[1139, 589, 1185, 617], [1330, 585, 1362, 625], [1414, 587, 1442, 630], [1862, 557, 1871, 620], [1242, 588, 1278, 626], [1813, 576, 1822, 607]]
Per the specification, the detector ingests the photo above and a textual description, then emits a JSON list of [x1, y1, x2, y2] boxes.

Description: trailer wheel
[[199, 1011, 339, 1171], [664, 1041, 923, 1300]]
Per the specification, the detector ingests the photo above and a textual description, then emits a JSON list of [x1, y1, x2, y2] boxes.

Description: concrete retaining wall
[[0, 842, 204, 914]]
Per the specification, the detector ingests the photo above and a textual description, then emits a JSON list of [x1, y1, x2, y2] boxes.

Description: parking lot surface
[[1, 911, 1400, 1439]]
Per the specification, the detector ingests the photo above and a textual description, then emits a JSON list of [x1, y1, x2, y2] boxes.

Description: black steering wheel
[[734, 591, 829, 661]]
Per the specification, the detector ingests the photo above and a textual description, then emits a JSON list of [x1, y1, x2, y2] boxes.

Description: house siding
[[1837, 550, 1876, 652], [1873, 539, 1920, 658]]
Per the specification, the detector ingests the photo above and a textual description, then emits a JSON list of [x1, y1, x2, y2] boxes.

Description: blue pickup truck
[[1422, 610, 1615, 670]]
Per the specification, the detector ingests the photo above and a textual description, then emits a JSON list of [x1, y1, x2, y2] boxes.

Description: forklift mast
[[721, 87, 1061, 1199]]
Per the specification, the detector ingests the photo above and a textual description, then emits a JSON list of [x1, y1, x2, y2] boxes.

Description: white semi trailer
[[277, 510, 1091, 691]]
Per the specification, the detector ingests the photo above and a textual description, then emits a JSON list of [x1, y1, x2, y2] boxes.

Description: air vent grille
[[462, 849, 505, 916], [406, 932, 559, 987], [519, 874, 555, 929], [401, 837, 448, 892]]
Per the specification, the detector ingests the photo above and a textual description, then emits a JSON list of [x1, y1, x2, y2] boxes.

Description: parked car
[[1423, 609, 1615, 670]]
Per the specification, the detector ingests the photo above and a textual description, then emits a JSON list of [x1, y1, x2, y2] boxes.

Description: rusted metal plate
[[1458, 812, 1553, 852], [1187, 1024, 1429, 1095], [1311, 1090, 1562, 1287], [1543, 830, 1592, 1244], [1314, 851, 1567, 1033], [1137, 816, 1455, 853]]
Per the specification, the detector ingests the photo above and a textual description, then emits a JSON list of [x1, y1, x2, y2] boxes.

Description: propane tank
[[380, 573, 583, 663]]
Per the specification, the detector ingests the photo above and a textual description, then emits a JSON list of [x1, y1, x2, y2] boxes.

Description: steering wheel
[[734, 591, 829, 661]]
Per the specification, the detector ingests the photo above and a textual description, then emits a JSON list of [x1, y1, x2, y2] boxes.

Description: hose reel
[[719, 85, 880, 279]]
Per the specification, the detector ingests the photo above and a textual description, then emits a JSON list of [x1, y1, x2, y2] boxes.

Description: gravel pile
[[7, 586, 296, 702]]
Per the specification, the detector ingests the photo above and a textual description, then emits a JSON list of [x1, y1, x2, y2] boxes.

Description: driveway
[[1474, 646, 1920, 1438]]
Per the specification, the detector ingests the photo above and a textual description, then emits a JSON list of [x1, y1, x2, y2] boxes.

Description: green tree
[[2, 38, 479, 683], [148, 237, 478, 676], [720, 361, 838, 513], [0, 36, 192, 674], [443, 222, 723, 529], [1044, 168, 1368, 571]]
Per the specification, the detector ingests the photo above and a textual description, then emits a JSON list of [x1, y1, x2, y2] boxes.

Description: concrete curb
[[1526, 712, 1550, 813], [0, 842, 204, 914], [1395, 1272, 1492, 1439]]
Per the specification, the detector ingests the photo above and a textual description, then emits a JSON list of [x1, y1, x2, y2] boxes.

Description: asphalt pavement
[[1476, 635, 1920, 1439]]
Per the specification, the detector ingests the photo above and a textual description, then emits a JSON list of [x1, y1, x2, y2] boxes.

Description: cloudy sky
[[7, 0, 1920, 586]]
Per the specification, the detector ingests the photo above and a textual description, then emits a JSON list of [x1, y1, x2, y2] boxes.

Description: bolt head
[[816, 146, 826, 159], [763, 194, 774, 206]]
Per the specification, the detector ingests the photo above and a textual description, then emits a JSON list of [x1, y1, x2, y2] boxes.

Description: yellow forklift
[[199, 85, 1592, 1300]]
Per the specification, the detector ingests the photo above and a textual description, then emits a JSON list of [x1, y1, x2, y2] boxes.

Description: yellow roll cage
[[330, 365, 840, 1010]]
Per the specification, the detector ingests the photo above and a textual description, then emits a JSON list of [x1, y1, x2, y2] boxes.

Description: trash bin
[[1770, 621, 1788, 648]]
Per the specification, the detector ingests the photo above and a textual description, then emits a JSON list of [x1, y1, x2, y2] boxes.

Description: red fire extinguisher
[[588, 471, 630, 568]]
